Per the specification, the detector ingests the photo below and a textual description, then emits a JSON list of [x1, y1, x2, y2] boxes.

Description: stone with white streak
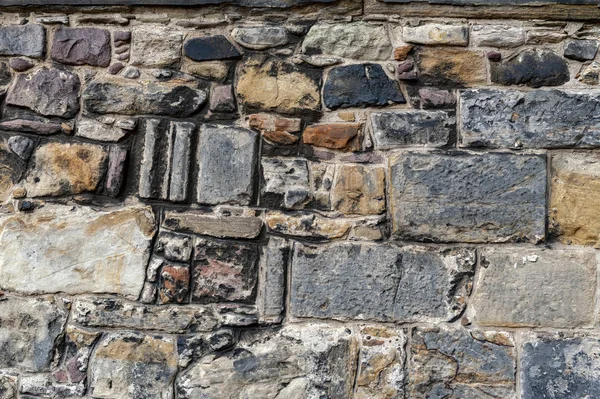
[[231, 26, 289, 50]]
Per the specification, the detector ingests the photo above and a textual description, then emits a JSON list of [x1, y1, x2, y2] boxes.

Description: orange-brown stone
[[303, 123, 362, 151]]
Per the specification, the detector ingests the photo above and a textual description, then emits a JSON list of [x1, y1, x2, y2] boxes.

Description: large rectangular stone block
[[369, 110, 454, 149], [471, 247, 597, 328], [290, 242, 475, 322], [389, 152, 546, 243]]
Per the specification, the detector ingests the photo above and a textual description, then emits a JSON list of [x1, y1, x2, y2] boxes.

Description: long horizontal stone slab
[[380, 0, 597, 4], [0, 0, 336, 5]]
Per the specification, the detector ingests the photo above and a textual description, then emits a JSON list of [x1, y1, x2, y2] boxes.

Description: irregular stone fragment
[[192, 238, 259, 303], [331, 164, 385, 215], [7, 135, 34, 160], [6, 67, 80, 118], [176, 324, 357, 399], [215, 303, 259, 327], [578, 61, 600, 85], [209, 84, 236, 112], [471, 247, 596, 328], [460, 89, 600, 148], [324, 63, 405, 109], [403, 23, 468, 46], [155, 231, 193, 262], [550, 152, 600, 247], [370, 110, 454, 149], [196, 125, 258, 205], [182, 60, 230, 81], [20, 374, 83, 397], [418, 88, 456, 109], [231, 26, 289, 50], [394, 45, 413, 60], [0, 296, 67, 372], [51, 27, 111, 67], [8, 57, 34, 71], [105, 145, 127, 196], [491, 49, 569, 88], [249, 113, 302, 132], [122, 65, 140, 79], [389, 152, 546, 243], [0, 119, 63, 135], [90, 332, 178, 399], [0, 204, 155, 298], [303, 123, 361, 151], [75, 117, 129, 142], [131, 25, 182, 67], [0, 24, 45, 58], [302, 22, 392, 60], [54, 326, 101, 384], [237, 55, 321, 115], [113, 30, 131, 44], [163, 211, 263, 239], [417, 47, 486, 86], [184, 35, 241, 61], [266, 211, 352, 239], [23, 142, 108, 197], [0, 140, 26, 202], [471, 24, 525, 47], [0, 373, 17, 399], [261, 157, 311, 209], [72, 297, 219, 333], [521, 334, 600, 399], [257, 237, 289, 323], [83, 78, 207, 117], [409, 328, 516, 399], [564, 39, 598, 61], [292, 243, 475, 322], [159, 265, 190, 304]]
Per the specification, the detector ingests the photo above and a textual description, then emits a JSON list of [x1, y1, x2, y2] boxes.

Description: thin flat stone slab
[[0, 204, 155, 299], [389, 152, 546, 243]]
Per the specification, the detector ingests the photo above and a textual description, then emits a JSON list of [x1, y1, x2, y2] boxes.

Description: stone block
[[471, 24, 525, 47], [231, 25, 289, 50], [564, 39, 599, 61], [261, 157, 311, 209], [331, 164, 386, 215], [303, 123, 361, 151], [51, 27, 111, 66], [163, 210, 263, 239], [131, 25, 183, 67], [184, 35, 241, 61], [402, 23, 469, 46], [369, 110, 454, 149], [155, 231, 193, 262], [159, 264, 191, 304], [491, 49, 569, 88], [265, 211, 352, 239], [0, 24, 45, 58], [257, 237, 289, 323], [417, 47, 487, 86], [0, 139, 27, 202]]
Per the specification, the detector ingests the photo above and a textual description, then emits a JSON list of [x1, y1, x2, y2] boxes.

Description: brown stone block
[[303, 123, 362, 151]]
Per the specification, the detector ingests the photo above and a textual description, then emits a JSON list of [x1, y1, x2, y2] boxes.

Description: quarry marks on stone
[[389, 152, 546, 243], [0, 204, 155, 298], [291, 242, 475, 322]]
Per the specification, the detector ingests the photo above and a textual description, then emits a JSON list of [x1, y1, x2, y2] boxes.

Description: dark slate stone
[[51, 27, 111, 67], [323, 63, 405, 109], [563, 39, 599, 61], [521, 335, 600, 399], [8, 57, 34, 72], [490, 49, 569, 88], [184, 36, 242, 62], [0, 61, 11, 85], [0, 25, 45, 58], [460, 89, 600, 148], [7, 136, 35, 160]]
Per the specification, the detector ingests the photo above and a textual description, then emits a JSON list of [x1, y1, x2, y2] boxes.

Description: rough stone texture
[[291, 242, 475, 322], [75, 117, 129, 142], [331, 164, 386, 215], [471, 247, 597, 328], [159, 264, 190, 304], [0, 24, 45, 58], [303, 123, 361, 151], [471, 24, 525, 47], [163, 210, 263, 239], [370, 110, 454, 149], [257, 237, 288, 323], [51, 27, 111, 67], [0, 204, 155, 298], [403, 24, 469, 46], [521, 334, 600, 399], [389, 152, 546, 243], [0, 373, 17, 399], [417, 47, 487, 86], [323, 63, 405, 109], [491, 49, 570, 87], [0, 140, 26, 202], [302, 22, 392, 60], [409, 328, 516, 399], [266, 211, 354, 239], [460, 89, 600, 148], [261, 157, 311, 209], [578, 61, 600, 85], [564, 39, 598, 61], [550, 152, 600, 247], [184, 35, 241, 61], [0, 296, 67, 372], [6, 67, 80, 118], [231, 25, 289, 50], [131, 25, 183, 67]]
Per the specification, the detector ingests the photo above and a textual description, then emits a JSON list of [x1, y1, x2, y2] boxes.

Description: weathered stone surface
[[231, 26, 289, 50], [291, 243, 475, 322], [460, 89, 600, 148], [261, 157, 311, 209], [176, 324, 358, 399], [418, 88, 456, 109], [90, 332, 178, 399], [417, 47, 487, 86], [23, 142, 108, 197], [370, 110, 454, 149], [0, 296, 67, 372], [403, 23, 469, 46], [182, 60, 230, 81], [266, 211, 353, 239], [389, 152, 546, 243], [521, 334, 600, 399], [105, 145, 127, 196], [0, 119, 64, 135], [491, 49, 569, 87], [20, 374, 83, 397], [303, 123, 361, 151], [323, 63, 405, 109], [550, 152, 600, 247], [302, 22, 392, 60], [131, 25, 182, 67], [409, 328, 516, 399], [564, 39, 598, 61], [51, 27, 111, 67], [75, 117, 129, 142], [192, 238, 259, 304], [196, 125, 258, 205], [73, 297, 219, 333], [0, 140, 26, 202], [0, 204, 155, 298], [578, 61, 600, 85], [6, 67, 80, 118], [163, 210, 263, 239], [7, 136, 34, 161], [9, 57, 34, 72], [257, 237, 288, 323], [0, 24, 45, 58], [83, 78, 207, 117], [237, 55, 321, 115], [209, 84, 236, 112], [54, 326, 101, 385], [155, 231, 193, 262], [471, 24, 525, 47], [159, 264, 190, 304], [184, 35, 241, 61], [0, 373, 17, 399], [331, 164, 385, 215]]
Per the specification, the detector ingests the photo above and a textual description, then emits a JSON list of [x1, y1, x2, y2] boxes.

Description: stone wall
[[0, 2, 599, 398]]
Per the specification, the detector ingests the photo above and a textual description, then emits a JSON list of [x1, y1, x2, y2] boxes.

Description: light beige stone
[[331, 164, 386, 215], [403, 24, 469, 46], [130, 25, 183, 67], [265, 211, 352, 239]]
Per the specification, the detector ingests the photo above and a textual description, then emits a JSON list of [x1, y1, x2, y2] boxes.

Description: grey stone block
[[0, 24, 45, 58], [369, 110, 454, 149]]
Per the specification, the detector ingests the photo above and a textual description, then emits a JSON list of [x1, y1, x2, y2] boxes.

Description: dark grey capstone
[[184, 36, 241, 61], [521, 335, 600, 399], [51, 27, 111, 67], [291, 242, 475, 322], [460, 89, 600, 148], [0, 25, 45, 58], [564, 39, 599, 61], [323, 63, 405, 109], [389, 152, 546, 243], [490, 49, 569, 88]]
